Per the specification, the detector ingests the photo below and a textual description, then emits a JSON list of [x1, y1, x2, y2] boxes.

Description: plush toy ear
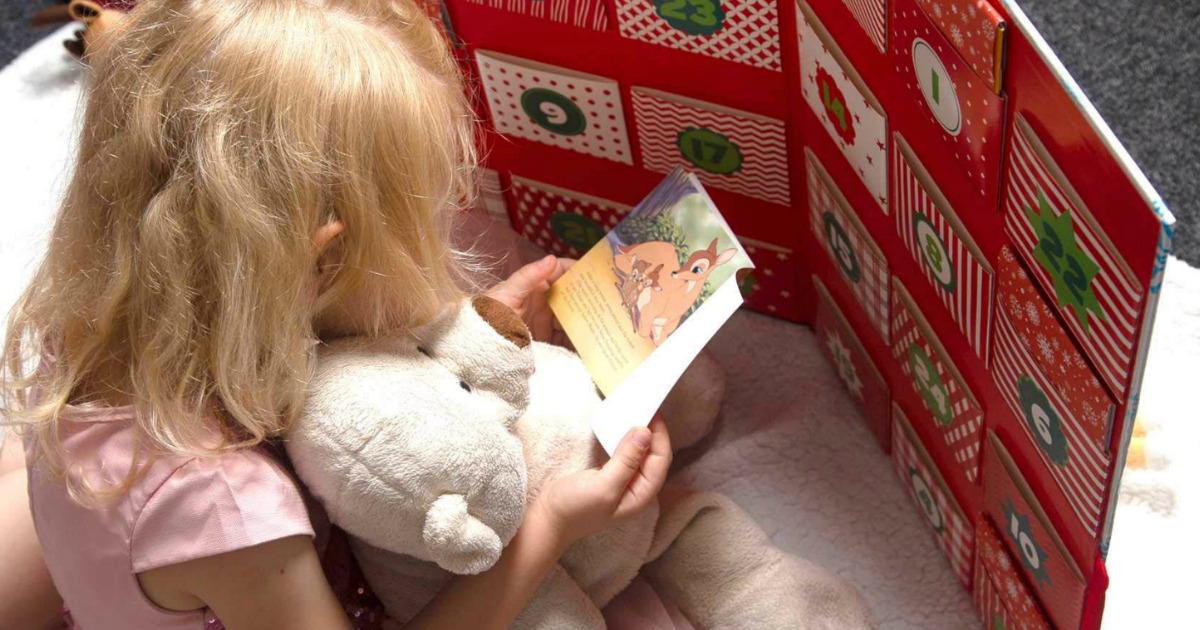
[[471, 295, 531, 349], [423, 494, 504, 574]]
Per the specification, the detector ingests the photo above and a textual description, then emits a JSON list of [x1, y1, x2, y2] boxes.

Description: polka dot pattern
[[476, 51, 633, 164]]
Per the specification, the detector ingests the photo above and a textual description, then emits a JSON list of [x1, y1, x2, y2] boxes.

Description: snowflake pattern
[[913, 0, 1006, 92], [996, 247, 1114, 445]]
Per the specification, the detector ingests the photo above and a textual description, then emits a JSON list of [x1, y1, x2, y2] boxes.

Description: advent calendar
[[433, 0, 1176, 628]]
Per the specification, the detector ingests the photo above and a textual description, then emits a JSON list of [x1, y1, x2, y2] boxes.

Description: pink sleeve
[[130, 448, 314, 573]]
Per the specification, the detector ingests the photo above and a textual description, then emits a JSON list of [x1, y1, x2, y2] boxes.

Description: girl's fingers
[[614, 415, 672, 519], [598, 427, 652, 503]]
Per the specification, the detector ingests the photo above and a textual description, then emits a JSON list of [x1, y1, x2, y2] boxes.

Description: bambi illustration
[[613, 238, 736, 345]]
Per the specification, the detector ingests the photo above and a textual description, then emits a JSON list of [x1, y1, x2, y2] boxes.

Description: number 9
[[539, 102, 567, 126]]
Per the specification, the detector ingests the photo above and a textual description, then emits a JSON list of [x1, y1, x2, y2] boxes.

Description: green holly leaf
[[1026, 191, 1104, 331]]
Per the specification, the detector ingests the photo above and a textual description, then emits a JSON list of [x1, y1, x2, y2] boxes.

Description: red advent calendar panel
[[892, 0, 1005, 199], [807, 150, 890, 341], [893, 134, 995, 361], [441, 0, 1178, 626], [984, 432, 1087, 630], [974, 518, 1052, 630], [797, 1, 889, 213], [1004, 114, 1144, 397], [813, 277, 891, 450], [615, 0, 783, 70], [631, 87, 790, 205], [891, 279, 983, 485], [892, 406, 974, 587]]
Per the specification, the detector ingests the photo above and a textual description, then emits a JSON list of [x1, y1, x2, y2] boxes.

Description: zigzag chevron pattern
[[632, 88, 790, 205]]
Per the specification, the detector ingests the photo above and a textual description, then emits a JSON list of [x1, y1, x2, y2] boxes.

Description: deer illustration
[[615, 257, 652, 332], [613, 239, 736, 346]]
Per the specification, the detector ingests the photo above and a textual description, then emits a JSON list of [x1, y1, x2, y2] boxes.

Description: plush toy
[[31, 1, 129, 58], [287, 296, 874, 629]]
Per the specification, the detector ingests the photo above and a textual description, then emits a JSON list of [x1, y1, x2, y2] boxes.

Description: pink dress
[[26, 405, 316, 629]]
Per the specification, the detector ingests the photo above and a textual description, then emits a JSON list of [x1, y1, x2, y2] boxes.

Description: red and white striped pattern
[[1005, 116, 1143, 397], [631, 88, 789, 205], [992, 307, 1110, 537], [894, 140, 994, 361], [892, 410, 973, 588], [891, 282, 983, 483], [839, 0, 886, 51], [467, 0, 609, 30]]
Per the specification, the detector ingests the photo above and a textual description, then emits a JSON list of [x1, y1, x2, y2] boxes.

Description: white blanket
[[4, 25, 1195, 630]]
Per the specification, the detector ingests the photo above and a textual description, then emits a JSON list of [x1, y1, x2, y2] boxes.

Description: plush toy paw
[[423, 494, 504, 575]]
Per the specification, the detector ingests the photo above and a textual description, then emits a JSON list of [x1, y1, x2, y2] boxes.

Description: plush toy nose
[[470, 296, 531, 349]]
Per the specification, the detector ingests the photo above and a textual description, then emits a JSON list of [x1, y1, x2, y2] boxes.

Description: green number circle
[[550, 211, 605, 252], [521, 89, 587, 136], [677, 127, 744, 175], [822, 212, 861, 283], [910, 469, 944, 533], [913, 213, 956, 292], [738, 272, 758, 296], [907, 343, 952, 425], [1017, 376, 1070, 466], [653, 0, 727, 36]]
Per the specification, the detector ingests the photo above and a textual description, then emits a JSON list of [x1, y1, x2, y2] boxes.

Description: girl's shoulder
[[31, 405, 314, 573]]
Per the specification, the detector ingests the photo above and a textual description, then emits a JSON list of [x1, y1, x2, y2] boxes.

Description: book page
[[548, 168, 753, 453]]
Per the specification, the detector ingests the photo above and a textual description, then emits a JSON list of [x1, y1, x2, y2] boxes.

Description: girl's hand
[[530, 415, 672, 548], [486, 255, 575, 343]]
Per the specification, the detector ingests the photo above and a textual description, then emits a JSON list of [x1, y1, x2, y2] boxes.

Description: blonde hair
[[2, 0, 477, 496]]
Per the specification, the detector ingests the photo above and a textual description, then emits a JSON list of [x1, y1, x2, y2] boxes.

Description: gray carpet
[[0, 0, 1197, 264]]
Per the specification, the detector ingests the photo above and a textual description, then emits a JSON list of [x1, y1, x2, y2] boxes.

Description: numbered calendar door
[[807, 150, 891, 341], [1004, 114, 1145, 398], [741, 240, 803, 320], [464, 0, 611, 30], [893, 133, 995, 361], [892, 0, 1005, 200], [891, 279, 984, 485], [797, 0, 889, 213], [616, 0, 783, 70], [974, 519, 1053, 630], [983, 433, 1087, 630], [892, 406, 973, 586], [632, 87, 790, 205], [509, 176, 631, 258], [814, 276, 891, 449], [475, 51, 634, 164]]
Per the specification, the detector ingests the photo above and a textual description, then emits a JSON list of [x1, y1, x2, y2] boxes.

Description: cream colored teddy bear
[[287, 296, 873, 629]]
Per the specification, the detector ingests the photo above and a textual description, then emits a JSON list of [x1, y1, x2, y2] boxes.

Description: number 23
[[660, 0, 722, 26]]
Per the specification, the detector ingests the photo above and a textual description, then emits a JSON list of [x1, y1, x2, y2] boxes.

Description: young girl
[[0, 0, 671, 628]]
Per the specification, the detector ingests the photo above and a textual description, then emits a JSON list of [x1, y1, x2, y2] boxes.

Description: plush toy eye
[[459, 380, 472, 393]]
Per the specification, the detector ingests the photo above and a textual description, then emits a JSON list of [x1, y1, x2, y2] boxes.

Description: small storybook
[[548, 168, 754, 454]]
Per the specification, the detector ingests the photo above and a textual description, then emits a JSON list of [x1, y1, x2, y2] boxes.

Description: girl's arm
[[140, 417, 670, 630], [138, 534, 352, 630]]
